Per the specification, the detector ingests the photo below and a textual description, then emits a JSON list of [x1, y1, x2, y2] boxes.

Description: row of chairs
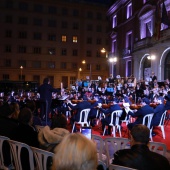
[[92, 134, 167, 167], [0, 135, 54, 170]]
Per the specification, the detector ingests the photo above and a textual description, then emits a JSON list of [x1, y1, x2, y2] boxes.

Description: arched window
[[164, 52, 170, 79]]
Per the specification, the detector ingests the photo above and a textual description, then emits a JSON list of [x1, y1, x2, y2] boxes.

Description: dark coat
[[151, 104, 166, 126], [112, 144, 170, 170], [68, 101, 91, 122]]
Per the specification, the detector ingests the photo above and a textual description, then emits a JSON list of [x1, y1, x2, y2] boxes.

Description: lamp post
[[147, 54, 156, 74], [20, 66, 23, 81], [78, 67, 82, 80], [101, 48, 108, 58], [82, 60, 92, 80], [109, 57, 117, 76]]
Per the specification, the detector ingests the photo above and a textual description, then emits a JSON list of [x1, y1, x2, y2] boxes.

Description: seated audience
[[112, 124, 170, 170], [51, 133, 98, 170], [38, 114, 70, 152]]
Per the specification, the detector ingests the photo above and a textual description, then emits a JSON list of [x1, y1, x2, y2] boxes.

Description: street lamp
[[82, 60, 92, 80], [101, 48, 108, 58], [109, 57, 117, 77], [20, 66, 23, 81], [78, 67, 82, 80]]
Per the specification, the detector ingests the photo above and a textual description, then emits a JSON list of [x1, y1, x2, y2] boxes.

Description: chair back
[[142, 113, 154, 129], [149, 141, 167, 156], [109, 164, 137, 170], [110, 110, 123, 126], [31, 147, 54, 170], [122, 108, 132, 125], [98, 160, 107, 170], [104, 137, 130, 165], [0, 136, 10, 169], [158, 110, 167, 126], [35, 125, 45, 133], [92, 135, 107, 164], [8, 140, 34, 170]]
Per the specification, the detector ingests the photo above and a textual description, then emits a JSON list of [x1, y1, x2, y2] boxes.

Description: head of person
[[43, 77, 50, 84], [0, 102, 15, 117], [141, 97, 150, 106], [52, 133, 98, 170], [18, 108, 33, 126], [51, 114, 67, 129], [130, 124, 150, 146], [10, 102, 20, 120]]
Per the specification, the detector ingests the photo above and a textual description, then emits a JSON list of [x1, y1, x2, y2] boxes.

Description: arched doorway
[[143, 57, 151, 81], [164, 52, 170, 79]]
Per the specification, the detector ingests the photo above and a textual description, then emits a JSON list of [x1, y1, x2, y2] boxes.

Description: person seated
[[99, 99, 122, 135], [151, 96, 166, 136], [127, 97, 154, 130], [38, 114, 70, 152], [51, 133, 98, 170], [112, 124, 170, 170]]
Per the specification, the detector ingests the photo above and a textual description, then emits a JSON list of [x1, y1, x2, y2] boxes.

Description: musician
[[150, 72, 157, 88], [127, 97, 154, 130], [99, 99, 122, 135], [38, 77, 60, 121]]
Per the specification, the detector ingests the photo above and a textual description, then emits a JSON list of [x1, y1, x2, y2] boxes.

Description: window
[[73, 22, 79, 30], [34, 4, 43, 13], [32, 61, 41, 68], [18, 17, 28, 25], [33, 47, 41, 54], [48, 6, 57, 14], [96, 25, 102, 32], [61, 48, 67, 56], [96, 38, 101, 45], [112, 15, 117, 28], [96, 12, 102, 20], [61, 21, 68, 29], [33, 18, 42, 26], [33, 75, 40, 83], [72, 63, 77, 69], [87, 11, 93, 19], [48, 19, 56, 27], [87, 37, 92, 44], [126, 31, 132, 53], [48, 61, 55, 69], [5, 30, 12, 37], [73, 36, 78, 43], [18, 60, 26, 67], [19, 2, 28, 11], [126, 60, 132, 77], [61, 62, 67, 69], [3, 74, 9, 80], [112, 40, 117, 54], [19, 31, 27, 39], [5, 45, 12, 53], [86, 50, 92, 57], [48, 34, 56, 41], [87, 24, 93, 31], [96, 51, 101, 58], [5, 15, 13, 23], [5, 59, 11, 67], [33, 32, 42, 40], [73, 9, 79, 17], [6, 0, 13, 9], [48, 48, 56, 55], [96, 64, 101, 71], [18, 46, 27, 53], [72, 49, 78, 56], [127, 3, 132, 19], [70, 76, 76, 85], [61, 35, 67, 42], [62, 8, 68, 16]]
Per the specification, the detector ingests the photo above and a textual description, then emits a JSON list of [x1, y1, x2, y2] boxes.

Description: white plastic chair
[[31, 147, 54, 170], [109, 164, 137, 170], [103, 110, 123, 137], [142, 113, 154, 141], [35, 125, 45, 133], [0, 136, 10, 169], [104, 137, 130, 165], [92, 134, 107, 166], [122, 107, 132, 125], [8, 140, 34, 170], [72, 108, 91, 133], [151, 110, 167, 139], [149, 141, 167, 156]]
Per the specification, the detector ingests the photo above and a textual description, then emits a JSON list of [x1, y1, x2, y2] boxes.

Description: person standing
[[38, 77, 60, 121]]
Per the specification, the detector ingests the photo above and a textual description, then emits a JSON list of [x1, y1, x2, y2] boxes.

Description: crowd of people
[[0, 75, 170, 169]]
